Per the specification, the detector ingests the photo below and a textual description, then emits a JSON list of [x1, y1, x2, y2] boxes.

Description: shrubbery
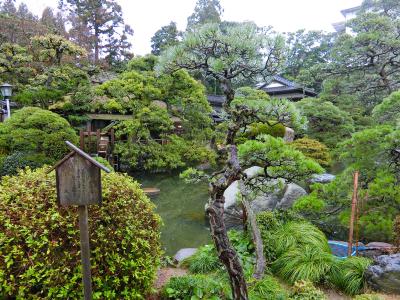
[[0, 167, 161, 299], [291, 137, 331, 167], [0, 107, 78, 164]]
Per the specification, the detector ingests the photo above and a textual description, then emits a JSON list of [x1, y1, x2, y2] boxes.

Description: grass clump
[[328, 256, 372, 295], [272, 246, 334, 284], [272, 221, 331, 257], [181, 244, 221, 274]]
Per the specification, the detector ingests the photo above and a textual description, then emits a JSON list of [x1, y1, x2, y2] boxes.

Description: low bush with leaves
[[0, 151, 52, 176], [248, 275, 288, 300], [0, 167, 161, 299], [289, 281, 327, 300], [162, 274, 226, 300]]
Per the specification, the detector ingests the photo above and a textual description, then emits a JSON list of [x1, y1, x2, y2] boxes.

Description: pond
[[132, 172, 212, 256]]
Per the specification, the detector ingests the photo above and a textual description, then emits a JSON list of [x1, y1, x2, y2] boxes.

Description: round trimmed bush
[[0, 107, 78, 162], [0, 167, 161, 299]]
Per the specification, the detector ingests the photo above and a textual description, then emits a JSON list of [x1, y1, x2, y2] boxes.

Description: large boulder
[[222, 167, 307, 228], [366, 254, 400, 294]]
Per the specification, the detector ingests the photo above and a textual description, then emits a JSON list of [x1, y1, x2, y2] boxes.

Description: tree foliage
[[186, 0, 223, 31], [291, 137, 331, 168], [150, 22, 181, 55], [372, 90, 400, 125], [296, 98, 354, 147], [326, 1, 400, 107]]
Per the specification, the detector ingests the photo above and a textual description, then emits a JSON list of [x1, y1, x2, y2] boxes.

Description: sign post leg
[[78, 205, 93, 300]]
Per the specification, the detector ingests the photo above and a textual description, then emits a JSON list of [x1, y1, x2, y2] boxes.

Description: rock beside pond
[[360, 242, 395, 258], [366, 254, 400, 294], [222, 168, 307, 228], [173, 248, 197, 263], [310, 173, 336, 184]]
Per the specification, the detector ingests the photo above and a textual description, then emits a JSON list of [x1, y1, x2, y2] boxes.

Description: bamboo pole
[[348, 171, 359, 257]]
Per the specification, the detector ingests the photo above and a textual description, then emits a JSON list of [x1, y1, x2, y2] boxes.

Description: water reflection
[[131, 172, 211, 255]]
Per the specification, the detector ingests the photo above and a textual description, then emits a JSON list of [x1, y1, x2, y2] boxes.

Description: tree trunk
[[207, 146, 248, 300], [241, 196, 266, 279]]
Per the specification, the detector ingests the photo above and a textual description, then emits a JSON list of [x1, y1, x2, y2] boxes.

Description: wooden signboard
[[50, 141, 110, 300], [56, 154, 102, 206]]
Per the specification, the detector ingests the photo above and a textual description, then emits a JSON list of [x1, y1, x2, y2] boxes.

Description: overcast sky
[[18, 0, 362, 55]]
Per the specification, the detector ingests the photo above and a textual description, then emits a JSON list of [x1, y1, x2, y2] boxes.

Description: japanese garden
[[1, 0, 400, 299]]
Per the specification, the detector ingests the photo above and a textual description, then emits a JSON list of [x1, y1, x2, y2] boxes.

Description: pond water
[[131, 172, 211, 256]]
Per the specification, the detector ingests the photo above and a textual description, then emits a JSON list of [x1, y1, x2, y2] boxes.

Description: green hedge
[[0, 167, 161, 299]]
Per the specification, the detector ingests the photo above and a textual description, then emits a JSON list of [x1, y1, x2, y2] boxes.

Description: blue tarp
[[328, 241, 367, 258]]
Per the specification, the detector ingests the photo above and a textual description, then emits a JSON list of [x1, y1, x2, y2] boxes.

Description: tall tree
[[16, 2, 37, 21], [283, 29, 334, 91], [0, 0, 16, 16], [59, 0, 133, 63], [326, 0, 400, 108], [158, 22, 285, 299], [186, 0, 223, 30], [40, 7, 67, 36], [150, 21, 181, 55]]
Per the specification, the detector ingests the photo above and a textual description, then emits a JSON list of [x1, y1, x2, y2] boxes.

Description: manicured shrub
[[328, 257, 372, 295], [162, 274, 226, 299], [246, 122, 286, 139], [0, 107, 78, 162], [272, 246, 334, 284], [0, 167, 161, 299], [289, 280, 326, 300], [248, 275, 288, 300], [291, 137, 331, 167]]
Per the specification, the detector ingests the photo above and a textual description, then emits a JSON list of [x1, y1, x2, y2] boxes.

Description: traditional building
[[257, 75, 317, 101]]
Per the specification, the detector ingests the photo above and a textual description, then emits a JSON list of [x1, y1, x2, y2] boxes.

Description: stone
[[366, 254, 400, 294], [151, 100, 168, 109], [360, 242, 395, 258], [221, 167, 307, 228], [173, 248, 197, 263], [283, 127, 295, 142], [276, 183, 307, 209], [310, 173, 336, 184]]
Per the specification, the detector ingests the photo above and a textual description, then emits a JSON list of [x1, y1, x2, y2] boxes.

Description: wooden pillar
[[348, 171, 359, 257], [78, 205, 93, 300], [96, 130, 101, 154]]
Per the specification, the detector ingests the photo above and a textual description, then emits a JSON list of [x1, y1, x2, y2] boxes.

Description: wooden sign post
[[51, 141, 110, 300]]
